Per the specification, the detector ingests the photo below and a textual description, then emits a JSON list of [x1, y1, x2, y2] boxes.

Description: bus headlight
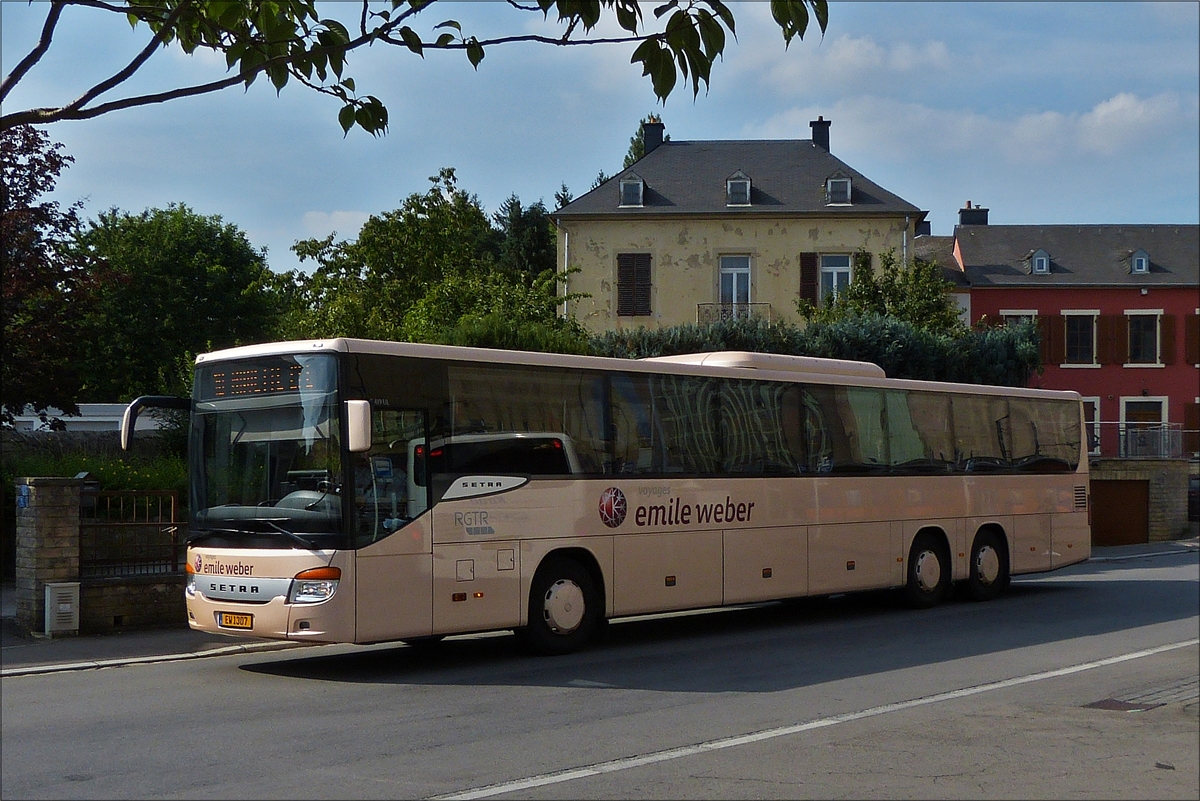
[[184, 560, 196, 598], [288, 566, 341, 605]]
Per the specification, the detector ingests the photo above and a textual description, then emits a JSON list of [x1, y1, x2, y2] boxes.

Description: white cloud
[[754, 91, 1196, 166], [301, 210, 371, 240]]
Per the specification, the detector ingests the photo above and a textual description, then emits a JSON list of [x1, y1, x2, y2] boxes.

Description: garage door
[[1090, 479, 1149, 546]]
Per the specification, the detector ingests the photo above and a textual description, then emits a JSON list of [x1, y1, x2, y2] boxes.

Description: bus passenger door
[[354, 408, 435, 643]]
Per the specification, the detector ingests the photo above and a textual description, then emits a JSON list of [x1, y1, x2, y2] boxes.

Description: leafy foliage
[[72, 203, 284, 401], [0, 125, 106, 426], [2, 1, 828, 135], [798, 248, 965, 335], [282, 168, 584, 345], [589, 315, 1040, 387]]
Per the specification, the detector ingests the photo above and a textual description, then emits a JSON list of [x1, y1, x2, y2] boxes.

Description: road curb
[[1089, 544, 1199, 563], [1, 639, 314, 677]]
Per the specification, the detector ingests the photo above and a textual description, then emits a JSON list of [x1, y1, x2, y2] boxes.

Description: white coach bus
[[123, 339, 1090, 654]]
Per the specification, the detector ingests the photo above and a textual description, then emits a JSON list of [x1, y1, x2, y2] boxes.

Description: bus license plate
[[218, 612, 253, 630]]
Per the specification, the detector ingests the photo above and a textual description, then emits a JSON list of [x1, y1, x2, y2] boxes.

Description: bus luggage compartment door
[[433, 541, 521, 634], [723, 526, 807, 604]]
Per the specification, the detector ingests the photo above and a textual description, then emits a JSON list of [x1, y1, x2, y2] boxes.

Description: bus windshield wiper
[[191, 523, 317, 549], [261, 520, 318, 549]]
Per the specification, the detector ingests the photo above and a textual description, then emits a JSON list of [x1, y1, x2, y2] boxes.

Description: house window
[[1031, 249, 1050, 274], [727, 178, 751, 206], [1000, 309, 1037, 327], [1127, 313, 1159, 364], [616, 253, 652, 316], [826, 178, 851, 204], [1120, 397, 1168, 457], [719, 255, 751, 309], [1081, 397, 1101, 455], [819, 255, 852, 303], [619, 178, 643, 207], [1131, 249, 1149, 274], [1064, 313, 1097, 365]]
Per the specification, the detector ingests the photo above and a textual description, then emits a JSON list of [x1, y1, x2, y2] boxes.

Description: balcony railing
[[1087, 422, 1193, 459], [696, 303, 772, 325]]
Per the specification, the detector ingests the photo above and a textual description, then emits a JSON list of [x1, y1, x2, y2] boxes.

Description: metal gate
[[79, 490, 183, 578]]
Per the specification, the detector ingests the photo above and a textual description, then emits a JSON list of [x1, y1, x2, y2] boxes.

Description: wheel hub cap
[[975, 545, 1000, 586], [543, 579, 585, 634], [914, 550, 941, 592]]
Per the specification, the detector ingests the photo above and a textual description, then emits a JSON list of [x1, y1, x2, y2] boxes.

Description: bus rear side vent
[[1074, 486, 1088, 510]]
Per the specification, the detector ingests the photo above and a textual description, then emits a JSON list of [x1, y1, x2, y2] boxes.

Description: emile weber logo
[[599, 487, 755, 529], [196, 556, 254, 576]]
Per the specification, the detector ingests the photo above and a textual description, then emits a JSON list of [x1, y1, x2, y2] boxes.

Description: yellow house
[[554, 119, 927, 333]]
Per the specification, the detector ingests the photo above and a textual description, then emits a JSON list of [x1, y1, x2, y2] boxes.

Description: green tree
[[1, 125, 104, 426], [2, 1, 827, 136], [797, 248, 965, 335], [73, 203, 282, 400]]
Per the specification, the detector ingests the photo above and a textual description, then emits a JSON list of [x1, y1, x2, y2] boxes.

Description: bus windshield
[[190, 354, 344, 547]]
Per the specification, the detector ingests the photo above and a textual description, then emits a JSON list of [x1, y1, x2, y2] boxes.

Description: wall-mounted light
[[1140, 288, 1148, 295]]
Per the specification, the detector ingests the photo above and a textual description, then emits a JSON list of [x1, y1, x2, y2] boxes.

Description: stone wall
[[14, 478, 83, 635], [1090, 458, 1191, 542], [81, 576, 186, 633]]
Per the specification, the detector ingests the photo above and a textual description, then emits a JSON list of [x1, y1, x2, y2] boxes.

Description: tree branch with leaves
[[2, 0, 827, 136]]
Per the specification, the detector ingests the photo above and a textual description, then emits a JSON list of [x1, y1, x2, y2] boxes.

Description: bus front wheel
[[904, 533, 951, 608], [522, 556, 601, 656], [966, 531, 1010, 602]]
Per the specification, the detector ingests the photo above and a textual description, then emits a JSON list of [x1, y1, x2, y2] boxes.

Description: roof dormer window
[[726, 171, 751, 206], [619, 175, 644, 208], [1031, 249, 1051, 275], [826, 177, 851, 205], [1131, 249, 1150, 274]]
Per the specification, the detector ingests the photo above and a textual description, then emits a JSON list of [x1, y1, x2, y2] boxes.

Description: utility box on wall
[[44, 581, 80, 634]]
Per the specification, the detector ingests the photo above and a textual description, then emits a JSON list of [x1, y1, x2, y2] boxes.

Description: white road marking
[[431, 638, 1200, 800]]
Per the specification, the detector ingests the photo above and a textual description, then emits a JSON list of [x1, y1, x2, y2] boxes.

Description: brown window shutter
[[1185, 402, 1200, 455], [633, 253, 652, 316], [1184, 313, 1200, 365], [1097, 315, 1125, 365], [1038, 315, 1065, 365], [1159, 314, 1176, 364], [799, 252, 818, 304], [617, 253, 651, 316]]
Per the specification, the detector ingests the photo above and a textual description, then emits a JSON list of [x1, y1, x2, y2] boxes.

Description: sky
[[3, 2, 1198, 276]]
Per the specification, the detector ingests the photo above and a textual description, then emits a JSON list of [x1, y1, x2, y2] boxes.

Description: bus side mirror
[[346, 400, 372, 453]]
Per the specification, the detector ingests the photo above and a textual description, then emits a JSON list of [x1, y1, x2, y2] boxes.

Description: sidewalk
[[3, 534, 1196, 677]]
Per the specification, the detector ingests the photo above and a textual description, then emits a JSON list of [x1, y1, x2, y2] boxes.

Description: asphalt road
[[3, 549, 1197, 800]]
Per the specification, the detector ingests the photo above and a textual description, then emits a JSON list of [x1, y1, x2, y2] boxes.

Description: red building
[[941, 208, 1198, 459]]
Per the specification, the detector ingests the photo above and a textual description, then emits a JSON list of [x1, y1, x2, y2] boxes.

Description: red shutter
[[1097, 315, 1123, 365], [799, 252, 818, 304], [1185, 313, 1200, 365], [1159, 314, 1176, 364], [1038, 315, 1065, 365]]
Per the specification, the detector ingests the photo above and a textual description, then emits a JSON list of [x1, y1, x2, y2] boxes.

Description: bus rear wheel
[[966, 531, 1010, 602], [522, 556, 601, 656], [904, 533, 950, 608]]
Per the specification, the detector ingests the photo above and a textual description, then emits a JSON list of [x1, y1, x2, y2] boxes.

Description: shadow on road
[[240, 553, 1199, 693]]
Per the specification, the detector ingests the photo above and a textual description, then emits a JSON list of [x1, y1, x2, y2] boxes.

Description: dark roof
[[555, 139, 923, 218], [956, 224, 1199, 287], [912, 234, 969, 288]]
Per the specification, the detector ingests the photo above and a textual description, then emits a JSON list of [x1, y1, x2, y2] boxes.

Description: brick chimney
[[643, 120, 665, 155], [810, 116, 831, 151], [958, 200, 989, 226]]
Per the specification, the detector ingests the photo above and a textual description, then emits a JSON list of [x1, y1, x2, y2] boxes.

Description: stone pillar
[[14, 478, 83, 636]]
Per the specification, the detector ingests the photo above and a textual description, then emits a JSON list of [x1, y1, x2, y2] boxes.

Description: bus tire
[[522, 556, 601, 656], [966, 530, 1010, 602], [904, 533, 950, 608]]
